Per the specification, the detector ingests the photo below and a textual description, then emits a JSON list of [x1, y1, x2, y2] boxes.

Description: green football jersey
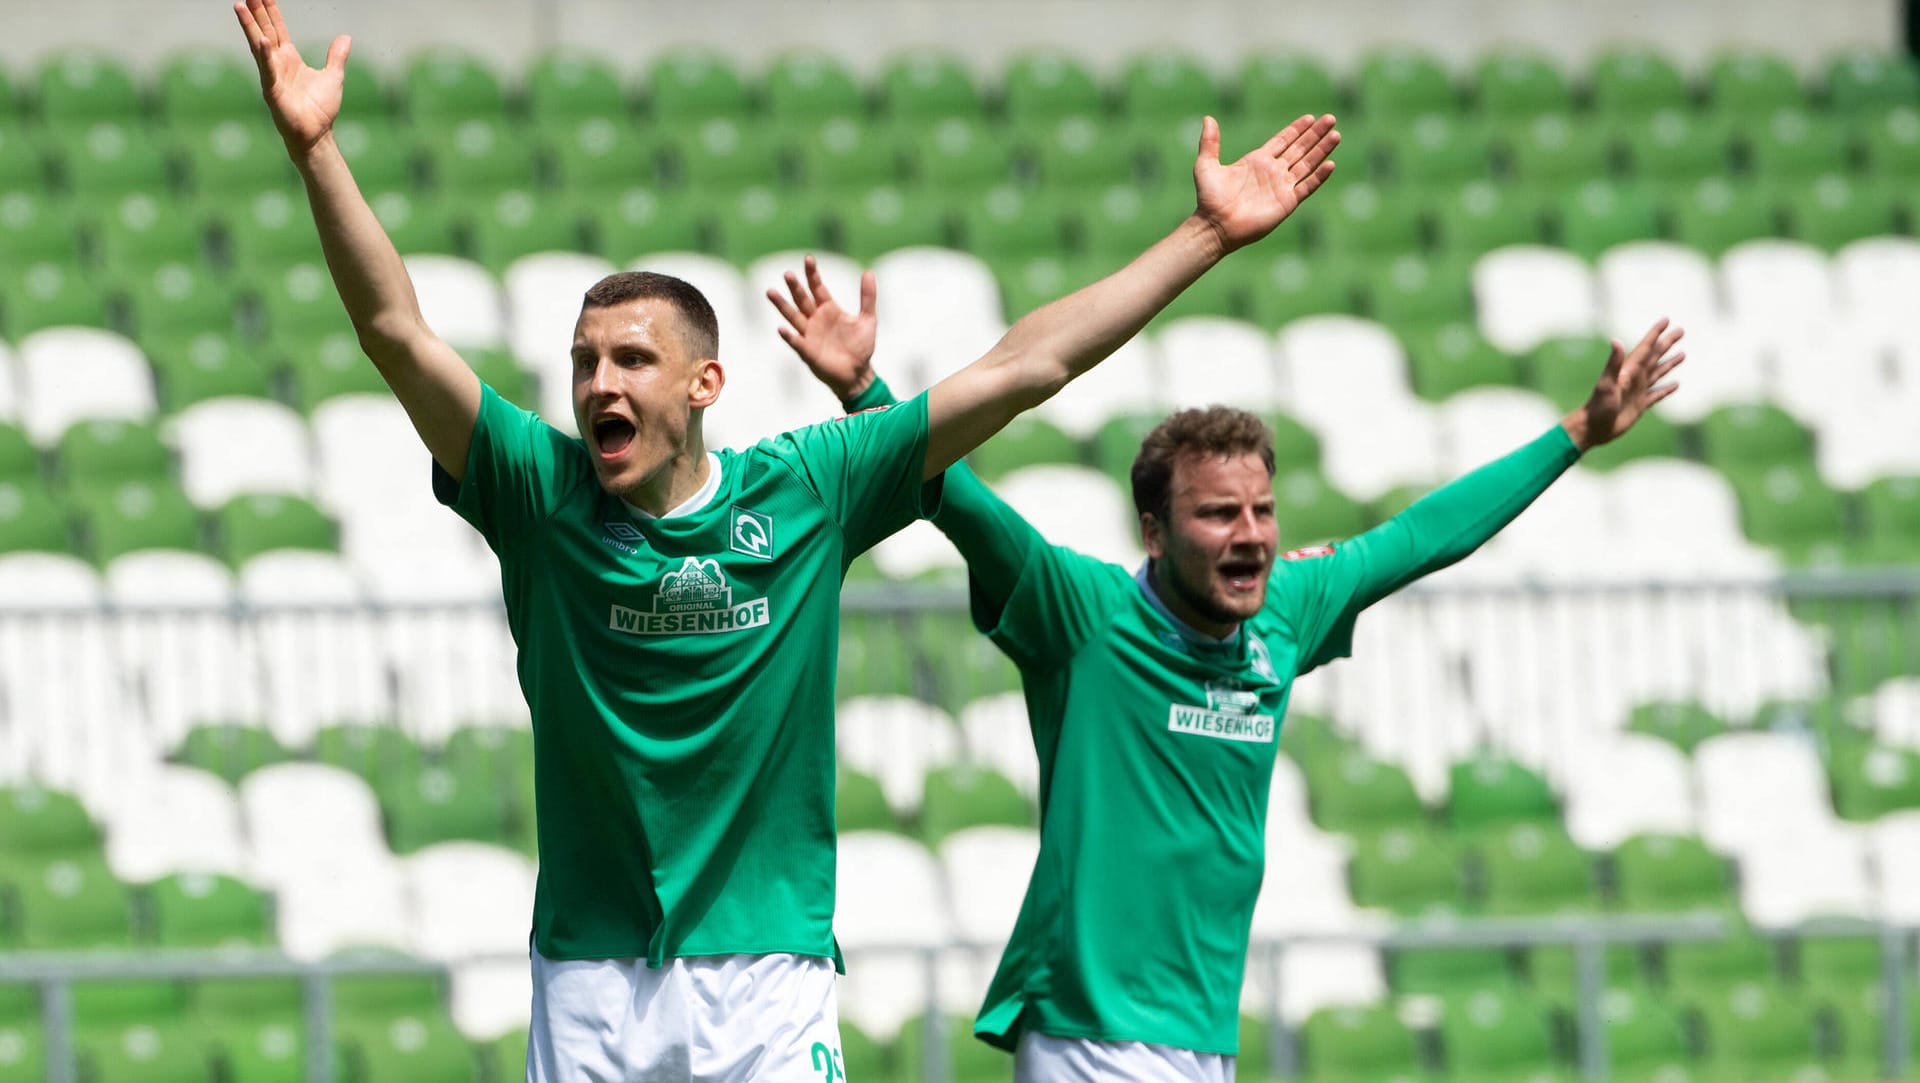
[[435, 383, 937, 964]]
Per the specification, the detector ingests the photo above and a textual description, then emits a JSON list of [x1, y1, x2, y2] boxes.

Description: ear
[[1139, 511, 1166, 560], [689, 358, 724, 410]]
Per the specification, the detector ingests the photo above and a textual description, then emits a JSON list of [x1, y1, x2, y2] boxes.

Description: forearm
[[1345, 425, 1579, 605], [291, 133, 432, 363]]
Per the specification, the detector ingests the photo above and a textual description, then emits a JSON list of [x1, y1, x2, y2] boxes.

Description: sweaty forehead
[[573, 298, 693, 356], [1169, 451, 1274, 505]]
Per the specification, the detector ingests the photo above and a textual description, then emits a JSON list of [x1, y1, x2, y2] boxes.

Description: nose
[[588, 355, 618, 397]]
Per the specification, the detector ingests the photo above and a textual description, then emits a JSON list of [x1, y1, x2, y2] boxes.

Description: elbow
[[985, 347, 1071, 413], [355, 313, 430, 370]]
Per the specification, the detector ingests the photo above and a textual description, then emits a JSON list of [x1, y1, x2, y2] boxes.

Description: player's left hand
[[1567, 318, 1687, 451], [1192, 114, 1340, 255], [766, 255, 879, 404]]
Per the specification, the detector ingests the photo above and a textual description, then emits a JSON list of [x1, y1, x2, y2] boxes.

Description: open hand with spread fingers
[[1567, 318, 1687, 451], [1192, 114, 1340, 256], [766, 255, 879, 404], [234, 0, 350, 155]]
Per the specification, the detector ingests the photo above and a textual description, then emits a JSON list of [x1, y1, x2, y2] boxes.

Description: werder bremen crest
[[609, 556, 772, 636]]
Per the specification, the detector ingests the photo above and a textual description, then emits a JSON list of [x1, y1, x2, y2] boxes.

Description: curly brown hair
[[581, 271, 720, 361], [1130, 407, 1276, 521]]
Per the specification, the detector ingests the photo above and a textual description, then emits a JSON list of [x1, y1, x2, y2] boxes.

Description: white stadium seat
[[1595, 242, 1723, 343], [402, 841, 537, 959], [836, 831, 962, 1037], [169, 397, 315, 508], [1737, 824, 1877, 927], [240, 763, 390, 889], [1563, 733, 1697, 849], [1768, 322, 1892, 439], [1694, 732, 1837, 856], [238, 554, 391, 747], [958, 692, 1040, 799], [16, 328, 156, 445], [451, 959, 533, 1041], [1313, 399, 1443, 504], [502, 250, 617, 423], [867, 519, 967, 581], [1035, 337, 1160, 438], [1275, 315, 1414, 431], [1155, 317, 1281, 412], [938, 825, 1038, 945], [0, 555, 125, 795], [992, 465, 1142, 568], [310, 393, 433, 521], [836, 696, 963, 814], [870, 247, 1007, 390], [0, 338, 18, 422], [1833, 236, 1920, 350], [1867, 811, 1920, 924], [101, 764, 248, 882], [1473, 246, 1597, 354], [105, 551, 258, 742], [1632, 316, 1763, 423], [1434, 387, 1561, 479], [275, 855, 412, 960], [404, 255, 506, 351], [1721, 240, 1837, 340]]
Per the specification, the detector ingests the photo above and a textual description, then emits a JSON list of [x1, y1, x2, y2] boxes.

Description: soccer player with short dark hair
[[773, 264, 1684, 1082], [234, 0, 1338, 1076]]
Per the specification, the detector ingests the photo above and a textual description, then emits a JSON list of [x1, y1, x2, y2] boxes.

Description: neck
[[1147, 559, 1239, 641], [624, 436, 710, 517]]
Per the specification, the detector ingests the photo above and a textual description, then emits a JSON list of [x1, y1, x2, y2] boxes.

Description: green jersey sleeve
[[1272, 423, 1580, 674], [758, 389, 942, 560], [843, 376, 1117, 667], [432, 381, 596, 552]]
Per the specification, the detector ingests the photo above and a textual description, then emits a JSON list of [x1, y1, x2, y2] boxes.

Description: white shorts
[[527, 949, 847, 1083], [1014, 1031, 1236, 1083]]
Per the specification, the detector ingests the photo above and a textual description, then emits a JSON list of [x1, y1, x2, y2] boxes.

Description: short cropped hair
[[1130, 407, 1277, 521], [581, 271, 720, 361]]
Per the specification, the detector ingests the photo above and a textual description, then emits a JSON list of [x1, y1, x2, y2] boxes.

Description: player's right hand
[[235, 0, 350, 156], [766, 255, 880, 404]]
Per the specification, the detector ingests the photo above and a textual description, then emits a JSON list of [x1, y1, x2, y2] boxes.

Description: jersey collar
[[1135, 561, 1244, 653], [622, 452, 723, 521]]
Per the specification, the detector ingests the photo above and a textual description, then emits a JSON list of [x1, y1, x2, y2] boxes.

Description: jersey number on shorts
[[810, 1041, 845, 1081]]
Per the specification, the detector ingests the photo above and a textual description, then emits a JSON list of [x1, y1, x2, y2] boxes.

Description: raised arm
[[918, 114, 1339, 481], [235, 0, 479, 478]]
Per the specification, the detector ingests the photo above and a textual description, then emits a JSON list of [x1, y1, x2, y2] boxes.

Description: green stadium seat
[[1025, 113, 1138, 188], [1355, 47, 1457, 118], [254, 260, 350, 342], [1478, 823, 1597, 915], [836, 767, 896, 834], [1119, 51, 1223, 124], [1366, 252, 1474, 329], [467, 348, 535, 410], [928, 616, 1021, 706], [157, 50, 266, 127], [910, 117, 1013, 194], [0, 127, 48, 191], [1474, 49, 1574, 117], [525, 51, 625, 124], [15, 857, 134, 949], [1697, 402, 1814, 472], [1308, 754, 1428, 842], [1620, 108, 1739, 186], [1155, 261, 1243, 322], [762, 51, 865, 121], [1707, 49, 1808, 115], [1664, 931, 1778, 995], [124, 262, 241, 341], [54, 123, 169, 197], [0, 785, 101, 862], [969, 414, 1081, 480], [881, 50, 982, 121], [0, 1021, 45, 1083], [366, 189, 458, 256], [148, 871, 273, 948], [1350, 827, 1462, 916], [420, 119, 540, 195], [1273, 467, 1367, 545], [1316, 181, 1424, 254], [35, 53, 141, 124], [217, 1019, 318, 1083], [796, 116, 907, 189], [1504, 113, 1613, 185], [0, 191, 80, 266], [221, 188, 326, 272], [588, 188, 704, 259], [1089, 412, 1161, 487], [56, 417, 169, 490], [1390, 943, 1515, 995], [672, 117, 786, 190], [380, 764, 512, 851], [183, 118, 295, 199], [1828, 744, 1920, 820], [1431, 180, 1545, 254], [0, 479, 71, 553], [993, 254, 1104, 320], [1861, 475, 1920, 540], [0, 982, 34, 1023], [467, 189, 585, 272], [313, 722, 423, 785], [1445, 756, 1556, 833], [1403, 322, 1520, 400], [1246, 252, 1359, 326], [440, 724, 532, 794], [330, 118, 415, 191], [835, 185, 947, 261], [962, 186, 1075, 259], [3, 260, 111, 336], [1438, 987, 1560, 1078], [1795, 934, 1885, 1002], [74, 479, 205, 563], [836, 1021, 884, 1081], [1669, 175, 1778, 255], [1556, 181, 1661, 257], [1612, 833, 1733, 913], [707, 186, 826, 264], [215, 493, 336, 564], [1239, 53, 1338, 122], [344, 1013, 477, 1083], [72, 978, 188, 1034], [330, 951, 446, 1022], [193, 974, 303, 1024], [93, 191, 205, 268], [1743, 108, 1853, 181], [1732, 463, 1847, 560], [402, 49, 504, 123], [78, 1022, 214, 1083], [1527, 945, 1642, 1008], [172, 723, 293, 784], [1787, 173, 1901, 249], [1385, 112, 1495, 186], [1298, 1003, 1420, 1081], [1625, 700, 1729, 753], [1599, 986, 1691, 1081], [1694, 981, 1825, 1081], [1826, 51, 1920, 112], [1590, 47, 1691, 115], [918, 765, 1033, 843], [1824, 982, 1915, 1083], [1001, 50, 1104, 122], [0, 424, 36, 479], [645, 49, 750, 120]]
